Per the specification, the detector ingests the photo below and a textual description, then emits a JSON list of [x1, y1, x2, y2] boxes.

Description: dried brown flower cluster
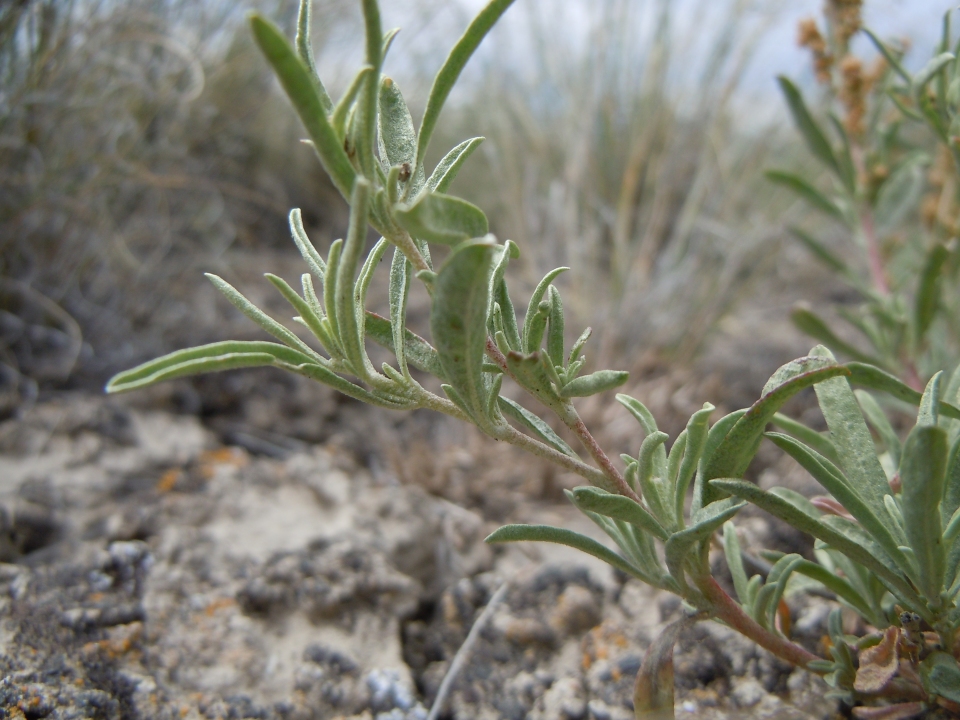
[[798, 18, 833, 84], [826, 0, 863, 49], [923, 145, 959, 233]]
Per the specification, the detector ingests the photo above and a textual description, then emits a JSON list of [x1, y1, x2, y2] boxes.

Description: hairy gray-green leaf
[[766, 431, 907, 564], [692, 409, 747, 514], [289, 208, 326, 282], [770, 412, 840, 465], [206, 274, 316, 357], [250, 15, 356, 198], [523, 267, 568, 353], [559, 370, 629, 398], [294, 0, 333, 113], [366, 313, 444, 379], [336, 179, 373, 377], [431, 239, 496, 423], [498, 396, 576, 457], [665, 498, 744, 590], [395, 192, 488, 245], [711, 479, 928, 618], [416, 0, 516, 166], [766, 170, 844, 221], [776, 76, 842, 178], [570, 487, 669, 541], [546, 286, 565, 368], [485, 523, 649, 582], [389, 248, 412, 378], [854, 391, 902, 467], [791, 307, 881, 365], [900, 424, 948, 602], [722, 521, 750, 605], [915, 243, 949, 348], [700, 357, 848, 507], [845, 362, 960, 421], [106, 341, 315, 393], [428, 137, 484, 193]]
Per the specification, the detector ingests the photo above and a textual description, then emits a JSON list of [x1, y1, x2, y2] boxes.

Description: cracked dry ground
[[0, 392, 842, 720]]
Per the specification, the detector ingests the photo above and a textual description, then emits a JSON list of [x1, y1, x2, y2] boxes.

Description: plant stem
[[495, 422, 616, 491], [696, 575, 822, 670], [860, 209, 889, 297], [564, 409, 643, 504]]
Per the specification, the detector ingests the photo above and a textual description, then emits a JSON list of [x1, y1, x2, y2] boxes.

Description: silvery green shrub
[[108, 1, 960, 717]]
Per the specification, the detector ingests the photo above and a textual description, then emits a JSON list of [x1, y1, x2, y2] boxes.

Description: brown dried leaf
[[855, 626, 900, 693]]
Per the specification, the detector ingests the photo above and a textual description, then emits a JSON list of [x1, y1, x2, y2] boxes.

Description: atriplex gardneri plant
[[107, 1, 960, 717], [769, 4, 960, 392]]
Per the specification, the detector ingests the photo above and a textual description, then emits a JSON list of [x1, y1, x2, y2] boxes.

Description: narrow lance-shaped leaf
[[700, 356, 849, 507], [692, 409, 747, 514], [918, 372, 943, 428], [913, 52, 955, 100], [294, 0, 333, 113], [854, 391, 902, 467], [427, 137, 484, 193], [395, 191, 488, 245], [791, 306, 882, 365], [765, 170, 844, 221], [570, 487, 669, 541], [722, 521, 750, 605], [914, 243, 949, 348], [776, 76, 841, 178], [249, 15, 355, 198], [546, 285, 564, 367], [675, 403, 715, 523], [289, 209, 326, 282], [790, 558, 880, 626], [431, 239, 497, 425], [106, 341, 316, 394], [336, 179, 373, 378], [770, 412, 840, 465], [636, 431, 672, 525], [378, 77, 423, 193], [365, 312, 445, 379], [265, 273, 329, 353], [863, 28, 911, 82], [710, 479, 929, 618], [752, 554, 805, 631], [665, 498, 745, 591], [485, 524, 649, 582], [206, 273, 317, 358], [616, 395, 667, 482], [943, 436, 960, 529], [809, 347, 909, 552], [498, 396, 576, 457], [353, 0, 383, 180], [560, 370, 629, 398], [389, 248, 412, 378], [767, 431, 908, 561], [900, 425, 948, 603], [332, 66, 374, 139], [845, 362, 960, 421], [416, 0, 516, 166], [523, 267, 568, 353]]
